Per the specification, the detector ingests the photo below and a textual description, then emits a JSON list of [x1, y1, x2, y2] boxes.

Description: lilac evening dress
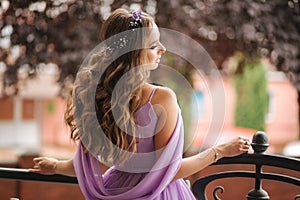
[[73, 88, 196, 199]]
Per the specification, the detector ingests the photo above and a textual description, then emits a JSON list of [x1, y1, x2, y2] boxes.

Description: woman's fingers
[[218, 136, 252, 158], [29, 168, 40, 173], [239, 137, 251, 152], [233, 136, 251, 154], [28, 166, 42, 173], [238, 136, 251, 144], [33, 157, 44, 164]]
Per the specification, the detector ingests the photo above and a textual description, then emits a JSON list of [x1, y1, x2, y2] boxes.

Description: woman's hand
[[29, 157, 58, 175], [215, 136, 251, 159]]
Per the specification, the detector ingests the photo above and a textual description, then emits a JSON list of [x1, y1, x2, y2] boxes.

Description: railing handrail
[[212, 153, 300, 172], [0, 167, 78, 184], [1, 154, 298, 184]]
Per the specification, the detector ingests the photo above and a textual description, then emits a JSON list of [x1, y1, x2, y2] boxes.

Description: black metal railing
[[0, 132, 299, 199], [192, 131, 300, 200], [0, 167, 77, 184]]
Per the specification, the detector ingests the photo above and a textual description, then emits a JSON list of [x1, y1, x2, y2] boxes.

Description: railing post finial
[[251, 131, 269, 154], [247, 131, 270, 200]]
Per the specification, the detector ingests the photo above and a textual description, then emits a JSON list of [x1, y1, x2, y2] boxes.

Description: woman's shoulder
[[148, 85, 180, 151], [149, 85, 178, 109], [146, 84, 176, 102]]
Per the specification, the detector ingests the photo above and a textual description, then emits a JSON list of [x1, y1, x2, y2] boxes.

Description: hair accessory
[[113, 35, 129, 49], [129, 10, 142, 29], [103, 46, 113, 56], [102, 35, 129, 56]]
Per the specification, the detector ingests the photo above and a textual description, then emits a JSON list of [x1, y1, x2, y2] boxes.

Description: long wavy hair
[[65, 8, 154, 165]]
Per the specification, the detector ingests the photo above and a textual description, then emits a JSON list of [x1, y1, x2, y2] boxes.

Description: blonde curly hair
[[64, 8, 155, 165]]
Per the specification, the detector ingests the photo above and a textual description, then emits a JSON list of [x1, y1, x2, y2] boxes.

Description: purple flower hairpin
[[129, 10, 142, 29]]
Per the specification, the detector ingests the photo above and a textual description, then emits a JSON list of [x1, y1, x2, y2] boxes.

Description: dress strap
[[148, 88, 156, 102]]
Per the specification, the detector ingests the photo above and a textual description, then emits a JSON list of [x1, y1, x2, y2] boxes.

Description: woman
[[30, 8, 250, 199]]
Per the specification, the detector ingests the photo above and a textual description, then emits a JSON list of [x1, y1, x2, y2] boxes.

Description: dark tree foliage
[[1, 0, 299, 95], [0, 0, 153, 96], [156, 0, 300, 77], [0, 0, 102, 96]]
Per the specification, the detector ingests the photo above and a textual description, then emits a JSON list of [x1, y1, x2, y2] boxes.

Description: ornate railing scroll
[[192, 131, 300, 200]]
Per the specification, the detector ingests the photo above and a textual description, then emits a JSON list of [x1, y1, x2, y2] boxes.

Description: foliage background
[[234, 56, 268, 131]]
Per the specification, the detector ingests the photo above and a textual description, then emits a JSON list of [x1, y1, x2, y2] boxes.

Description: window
[[0, 97, 14, 120], [22, 99, 35, 120]]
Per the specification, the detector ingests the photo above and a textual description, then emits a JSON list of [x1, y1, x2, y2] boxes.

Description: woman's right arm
[[172, 136, 250, 181]]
